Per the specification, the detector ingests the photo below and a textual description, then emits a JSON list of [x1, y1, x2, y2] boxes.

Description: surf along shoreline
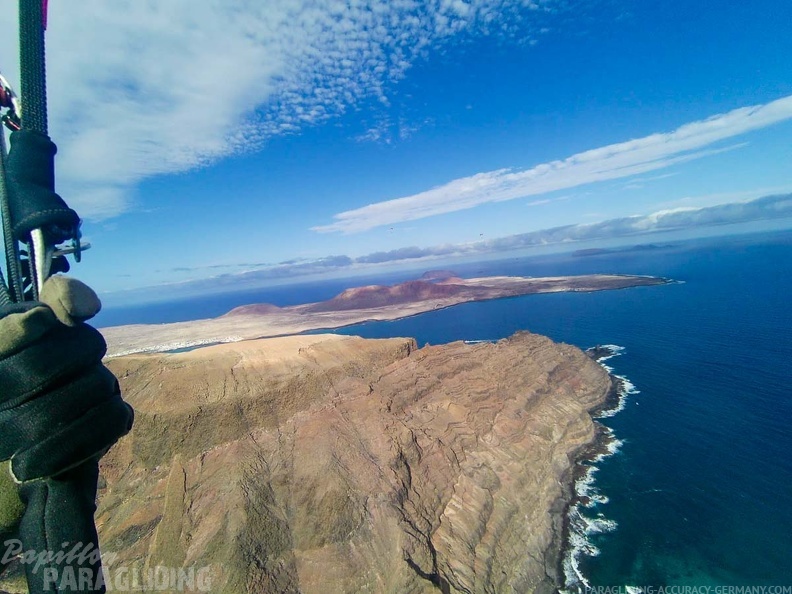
[[557, 345, 635, 592]]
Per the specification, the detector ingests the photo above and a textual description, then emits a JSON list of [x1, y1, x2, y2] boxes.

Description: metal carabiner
[[0, 72, 22, 131]]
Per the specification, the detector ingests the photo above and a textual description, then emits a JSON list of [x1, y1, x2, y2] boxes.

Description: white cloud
[[0, 0, 556, 220], [117, 192, 792, 296], [479, 193, 792, 251], [656, 185, 792, 211], [621, 171, 679, 190], [527, 194, 570, 206], [313, 95, 792, 233]]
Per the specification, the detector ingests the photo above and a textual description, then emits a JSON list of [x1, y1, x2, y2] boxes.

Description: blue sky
[[1, 0, 791, 303]]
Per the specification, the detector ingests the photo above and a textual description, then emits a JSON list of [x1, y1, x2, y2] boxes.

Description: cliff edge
[[99, 331, 612, 593]]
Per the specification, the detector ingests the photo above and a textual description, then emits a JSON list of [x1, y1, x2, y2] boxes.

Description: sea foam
[[561, 345, 635, 593]]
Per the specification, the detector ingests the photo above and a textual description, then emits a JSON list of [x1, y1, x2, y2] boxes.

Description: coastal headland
[[96, 331, 614, 593], [101, 271, 670, 357], [81, 271, 671, 592]]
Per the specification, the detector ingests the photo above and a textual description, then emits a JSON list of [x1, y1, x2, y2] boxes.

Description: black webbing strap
[[7, 0, 78, 279], [0, 271, 12, 305], [19, 0, 48, 135], [0, 131, 24, 302], [14, 0, 81, 242]]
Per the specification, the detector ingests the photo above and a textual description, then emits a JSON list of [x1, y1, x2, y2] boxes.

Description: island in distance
[[80, 270, 672, 594], [101, 270, 671, 357]]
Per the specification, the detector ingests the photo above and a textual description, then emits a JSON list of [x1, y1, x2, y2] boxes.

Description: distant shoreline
[[101, 272, 673, 357]]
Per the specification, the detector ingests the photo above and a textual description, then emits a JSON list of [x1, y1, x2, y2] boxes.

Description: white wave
[[599, 344, 625, 354], [563, 504, 620, 588], [591, 435, 624, 463], [596, 372, 641, 419], [618, 375, 640, 395], [563, 344, 641, 592], [586, 514, 618, 535], [575, 466, 598, 498], [562, 512, 595, 590], [576, 466, 610, 507], [592, 344, 625, 364]]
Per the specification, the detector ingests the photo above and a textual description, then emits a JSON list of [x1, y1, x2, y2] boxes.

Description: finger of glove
[[0, 322, 106, 412], [0, 363, 120, 460], [0, 304, 57, 356], [18, 461, 104, 594], [39, 275, 102, 326], [0, 460, 24, 531], [12, 397, 134, 483]]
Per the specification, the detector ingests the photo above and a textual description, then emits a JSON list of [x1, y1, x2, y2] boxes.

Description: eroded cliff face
[[99, 332, 612, 594]]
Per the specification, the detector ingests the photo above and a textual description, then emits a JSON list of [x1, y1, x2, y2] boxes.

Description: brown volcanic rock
[[99, 332, 611, 593], [420, 270, 460, 282], [304, 280, 469, 312], [221, 303, 283, 317]]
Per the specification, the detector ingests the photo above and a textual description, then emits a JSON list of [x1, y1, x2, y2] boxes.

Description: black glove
[[0, 275, 133, 488]]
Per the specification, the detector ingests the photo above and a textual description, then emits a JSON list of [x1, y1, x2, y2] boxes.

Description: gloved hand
[[0, 275, 134, 533]]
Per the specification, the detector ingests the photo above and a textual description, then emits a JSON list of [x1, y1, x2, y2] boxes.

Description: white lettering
[[154, 565, 170, 590], [114, 566, 129, 591], [42, 568, 58, 591], [1, 539, 22, 564], [59, 567, 78, 591], [197, 567, 213, 592]]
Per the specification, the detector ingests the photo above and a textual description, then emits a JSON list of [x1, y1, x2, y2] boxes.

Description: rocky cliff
[[98, 331, 612, 593]]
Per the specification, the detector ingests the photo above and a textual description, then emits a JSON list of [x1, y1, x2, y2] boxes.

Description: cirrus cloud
[[312, 95, 792, 233], [114, 192, 792, 301], [0, 0, 559, 220]]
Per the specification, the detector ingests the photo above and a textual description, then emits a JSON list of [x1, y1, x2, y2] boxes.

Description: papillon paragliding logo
[[2, 539, 214, 592]]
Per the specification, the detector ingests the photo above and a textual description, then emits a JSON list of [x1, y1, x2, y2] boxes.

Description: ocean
[[99, 230, 792, 588]]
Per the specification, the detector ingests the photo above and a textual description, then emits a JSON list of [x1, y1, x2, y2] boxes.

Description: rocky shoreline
[[89, 331, 614, 593], [555, 346, 631, 590], [552, 371, 621, 592]]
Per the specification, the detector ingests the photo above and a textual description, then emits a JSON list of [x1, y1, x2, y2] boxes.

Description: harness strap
[[19, 0, 48, 134], [0, 129, 24, 302]]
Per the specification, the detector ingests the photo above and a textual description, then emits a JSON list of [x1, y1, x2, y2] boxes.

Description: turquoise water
[[103, 231, 792, 586]]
